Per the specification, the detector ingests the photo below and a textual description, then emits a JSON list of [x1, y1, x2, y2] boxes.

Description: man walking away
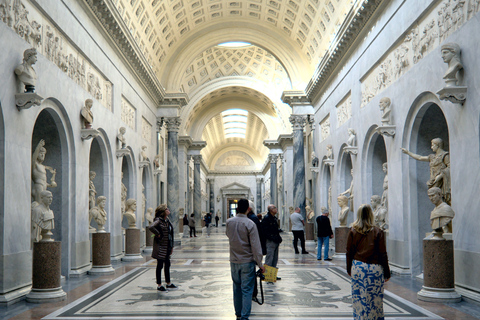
[[316, 207, 333, 260], [226, 198, 265, 320], [261, 204, 282, 282], [290, 207, 309, 254]]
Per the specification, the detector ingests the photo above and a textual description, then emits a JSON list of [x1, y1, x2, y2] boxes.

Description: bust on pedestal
[[122, 199, 143, 261], [88, 196, 114, 274], [15, 48, 43, 110], [334, 195, 350, 258]]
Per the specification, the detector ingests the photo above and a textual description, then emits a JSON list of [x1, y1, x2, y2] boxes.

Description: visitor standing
[[215, 213, 219, 227], [290, 207, 309, 254], [149, 204, 177, 292], [189, 213, 196, 237], [226, 198, 265, 320], [316, 207, 333, 260], [346, 204, 390, 319], [261, 204, 282, 281], [204, 212, 212, 237]]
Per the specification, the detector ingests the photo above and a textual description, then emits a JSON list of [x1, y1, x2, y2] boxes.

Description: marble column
[[269, 154, 278, 207], [187, 155, 192, 214], [256, 178, 263, 214], [290, 115, 307, 220], [165, 117, 181, 233], [193, 155, 202, 225], [208, 178, 214, 214]]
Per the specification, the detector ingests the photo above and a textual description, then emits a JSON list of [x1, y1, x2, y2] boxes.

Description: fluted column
[[256, 178, 263, 214], [193, 155, 202, 225], [165, 117, 181, 232], [208, 178, 215, 214], [290, 115, 307, 220], [269, 154, 278, 207]]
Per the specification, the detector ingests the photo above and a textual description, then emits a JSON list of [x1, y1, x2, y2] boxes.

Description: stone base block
[[145, 227, 154, 247], [335, 227, 349, 254], [305, 223, 314, 240], [125, 228, 140, 255], [417, 286, 461, 303], [69, 264, 91, 278], [121, 254, 144, 262], [0, 285, 32, 306], [143, 247, 153, 254], [31, 241, 62, 289], [88, 266, 115, 275], [92, 233, 111, 267], [26, 287, 66, 303]]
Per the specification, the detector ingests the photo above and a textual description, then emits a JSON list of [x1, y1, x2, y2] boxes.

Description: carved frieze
[[121, 97, 136, 130], [336, 93, 352, 127], [320, 114, 330, 141], [142, 117, 152, 143]]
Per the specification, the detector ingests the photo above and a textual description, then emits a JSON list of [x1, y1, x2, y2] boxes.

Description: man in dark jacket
[[261, 204, 282, 281], [247, 201, 265, 303], [316, 207, 334, 260]]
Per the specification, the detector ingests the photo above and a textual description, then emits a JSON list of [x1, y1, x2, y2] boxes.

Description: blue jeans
[[317, 236, 330, 259], [230, 261, 256, 320]]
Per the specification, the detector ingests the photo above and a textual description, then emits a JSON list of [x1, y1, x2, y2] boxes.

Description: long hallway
[[3, 227, 480, 319]]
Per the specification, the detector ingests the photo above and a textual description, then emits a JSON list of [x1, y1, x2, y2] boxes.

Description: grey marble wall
[[166, 118, 181, 233], [290, 115, 307, 220], [269, 154, 278, 207]]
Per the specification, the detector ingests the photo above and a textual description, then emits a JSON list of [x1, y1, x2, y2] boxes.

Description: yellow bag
[[263, 264, 278, 282]]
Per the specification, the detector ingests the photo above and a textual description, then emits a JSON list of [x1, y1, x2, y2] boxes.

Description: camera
[[256, 269, 265, 280]]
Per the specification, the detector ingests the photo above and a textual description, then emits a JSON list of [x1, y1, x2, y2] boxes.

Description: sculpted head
[[119, 127, 126, 135], [370, 195, 381, 208], [40, 190, 53, 206], [37, 148, 46, 162], [24, 48, 37, 63], [428, 187, 443, 206], [431, 138, 444, 151], [85, 99, 93, 109], [337, 195, 348, 207], [348, 128, 355, 135], [126, 198, 137, 212], [89, 171, 96, 180], [441, 43, 460, 63], [382, 162, 388, 173], [379, 97, 391, 110], [97, 196, 106, 208]]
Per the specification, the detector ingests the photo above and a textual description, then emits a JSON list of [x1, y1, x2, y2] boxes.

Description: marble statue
[[346, 128, 357, 147], [89, 196, 107, 232], [401, 138, 451, 205], [14, 48, 37, 93], [117, 127, 126, 149], [441, 43, 463, 86], [124, 198, 137, 228], [379, 97, 392, 125], [337, 195, 349, 227], [80, 99, 94, 129], [328, 185, 332, 211], [306, 205, 314, 222], [121, 172, 127, 216], [371, 195, 387, 230], [154, 154, 160, 169], [32, 139, 57, 203], [311, 151, 319, 167], [140, 145, 149, 162], [141, 184, 146, 224], [381, 163, 389, 212], [89, 171, 96, 210], [326, 144, 333, 160], [428, 187, 454, 238], [31, 190, 54, 242], [340, 169, 354, 211], [289, 206, 294, 215], [145, 207, 154, 225]]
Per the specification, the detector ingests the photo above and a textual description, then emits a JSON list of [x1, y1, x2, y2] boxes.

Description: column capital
[[256, 178, 263, 183], [207, 177, 215, 183], [268, 154, 278, 163], [193, 155, 202, 163], [164, 117, 182, 132], [289, 115, 308, 130], [187, 155, 193, 161]]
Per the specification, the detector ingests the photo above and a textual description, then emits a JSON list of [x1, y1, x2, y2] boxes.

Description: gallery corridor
[[2, 227, 479, 320]]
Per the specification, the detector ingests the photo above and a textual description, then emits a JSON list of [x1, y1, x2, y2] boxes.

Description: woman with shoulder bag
[[346, 204, 391, 320], [149, 204, 177, 292]]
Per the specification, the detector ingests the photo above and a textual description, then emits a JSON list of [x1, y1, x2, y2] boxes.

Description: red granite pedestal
[[417, 238, 461, 302], [333, 226, 349, 259], [122, 228, 143, 262], [89, 232, 114, 275], [305, 223, 314, 240], [143, 227, 153, 254], [26, 241, 66, 303]]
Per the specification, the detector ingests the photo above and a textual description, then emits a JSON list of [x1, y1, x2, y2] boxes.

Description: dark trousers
[[190, 226, 196, 237], [292, 230, 307, 253], [156, 257, 171, 284]]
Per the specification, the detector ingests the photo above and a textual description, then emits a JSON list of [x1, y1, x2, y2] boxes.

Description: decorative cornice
[[289, 115, 308, 130], [278, 134, 293, 149], [281, 90, 311, 107], [83, 0, 165, 105], [164, 117, 182, 132], [263, 140, 281, 150], [306, 0, 385, 101], [190, 141, 207, 151], [160, 92, 189, 108]]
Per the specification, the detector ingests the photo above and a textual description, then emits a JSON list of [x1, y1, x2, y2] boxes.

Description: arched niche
[[364, 127, 387, 199], [31, 100, 73, 277], [404, 101, 449, 275], [121, 149, 136, 229], [88, 130, 112, 231], [339, 145, 354, 226]]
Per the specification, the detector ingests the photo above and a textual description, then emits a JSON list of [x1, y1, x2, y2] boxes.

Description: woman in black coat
[[149, 204, 176, 292]]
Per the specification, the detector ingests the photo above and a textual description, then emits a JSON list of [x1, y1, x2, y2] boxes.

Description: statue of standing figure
[[311, 151, 319, 167], [121, 172, 127, 216], [89, 196, 107, 232], [340, 169, 354, 212], [140, 145, 150, 162], [32, 190, 55, 242], [141, 184, 146, 224], [80, 99, 94, 129], [401, 138, 451, 205], [117, 127, 127, 149], [89, 171, 96, 209], [381, 163, 389, 214], [370, 195, 387, 230], [428, 187, 454, 239], [347, 128, 357, 147], [326, 144, 333, 160], [15, 48, 38, 93], [32, 139, 57, 203]]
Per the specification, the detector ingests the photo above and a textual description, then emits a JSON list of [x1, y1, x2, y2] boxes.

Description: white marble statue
[[145, 207, 154, 225], [328, 185, 332, 211], [289, 206, 294, 215], [441, 43, 463, 86], [326, 144, 333, 160], [140, 145, 149, 162], [306, 205, 314, 222], [121, 172, 127, 216], [89, 196, 107, 232], [154, 154, 161, 169], [337, 195, 349, 227], [117, 127, 126, 149], [32, 190, 54, 242], [14, 48, 37, 93], [340, 169, 354, 211], [379, 97, 392, 125], [178, 207, 185, 220], [32, 139, 57, 203], [346, 128, 357, 147], [401, 138, 451, 205], [381, 163, 389, 212], [311, 151, 319, 167], [428, 187, 454, 239], [124, 198, 137, 228], [80, 99, 94, 129], [89, 171, 96, 210], [141, 184, 146, 224], [371, 195, 387, 230]]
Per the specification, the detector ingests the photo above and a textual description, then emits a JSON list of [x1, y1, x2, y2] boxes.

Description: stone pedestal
[[143, 227, 153, 254], [122, 228, 143, 262], [334, 227, 349, 259], [305, 223, 314, 240], [179, 223, 184, 233], [26, 241, 66, 303], [88, 233, 114, 275], [417, 239, 461, 302]]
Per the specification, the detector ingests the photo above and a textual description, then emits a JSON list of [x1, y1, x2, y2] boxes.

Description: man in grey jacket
[[226, 198, 265, 320]]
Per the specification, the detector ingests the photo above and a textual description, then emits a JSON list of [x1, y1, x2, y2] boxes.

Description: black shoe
[[276, 277, 281, 280], [302, 251, 309, 254], [166, 283, 177, 289], [317, 258, 322, 260], [324, 258, 332, 261], [295, 251, 299, 254], [157, 286, 167, 292]]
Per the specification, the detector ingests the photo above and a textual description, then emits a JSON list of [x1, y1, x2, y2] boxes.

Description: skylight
[[217, 41, 252, 48], [222, 109, 248, 139]]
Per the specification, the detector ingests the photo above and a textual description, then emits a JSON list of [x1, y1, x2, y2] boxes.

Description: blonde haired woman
[[346, 204, 390, 319]]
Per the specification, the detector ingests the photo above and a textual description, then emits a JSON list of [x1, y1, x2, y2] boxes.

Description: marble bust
[[32, 139, 57, 203], [379, 97, 392, 125], [124, 198, 137, 228], [117, 127, 127, 149], [145, 207, 154, 225], [80, 99, 94, 129], [428, 187, 454, 238], [441, 43, 463, 86], [140, 145, 149, 162], [305, 205, 314, 222], [401, 138, 450, 205], [346, 128, 357, 147], [311, 151, 319, 167], [32, 190, 55, 242], [337, 195, 349, 227], [14, 48, 38, 93], [326, 144, 333, 160], [289, 206, 294, 215], [90, 196, 107, 232]]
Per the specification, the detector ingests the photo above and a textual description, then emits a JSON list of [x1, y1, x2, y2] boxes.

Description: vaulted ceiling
[[110, 0, 357, 170]]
